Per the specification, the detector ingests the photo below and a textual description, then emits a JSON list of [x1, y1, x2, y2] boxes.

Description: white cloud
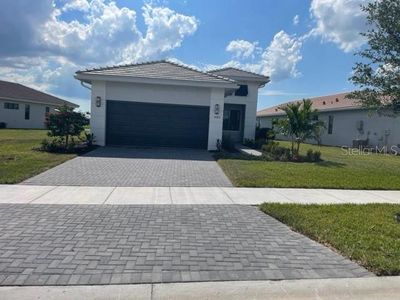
[[293, 15, 300, 26], [261, 31, 303, 81], [218, 31, 303, 82], [41, 0, 144, 65], [0, 0, 199, 111], [310, 0, 370, 52], [128, 5, 198, 62], [62, 0, 90, 12], [259, 89, 308, 97], [226, 40, 259, 59]]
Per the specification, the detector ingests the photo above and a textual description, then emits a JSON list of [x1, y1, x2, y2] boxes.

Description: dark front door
[[223, 104, 245, 143], [106, 100, 210, 148]]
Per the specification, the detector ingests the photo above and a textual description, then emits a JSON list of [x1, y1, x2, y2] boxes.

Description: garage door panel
[[106, 100, 209, 148]]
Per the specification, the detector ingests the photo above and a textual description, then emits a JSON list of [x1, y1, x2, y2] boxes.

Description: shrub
[[40, 138, 64, 152], [39, 136, 95, 154], [313, 151, 322, 161], [262, 141, 292, 162], [46, 105, 87, 149], [244, 138, 265, 149], [0, 122, 6, 129], [262, 142, 322, 162], [222, 135, 236, 151], [256, 127, 275, 140], [84, 132, 95, 147], [262, 141, 280, 153], [306, 149, 322, 162]]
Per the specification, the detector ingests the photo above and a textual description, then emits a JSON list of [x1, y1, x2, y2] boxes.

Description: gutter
[[80, 81, 92, 90]]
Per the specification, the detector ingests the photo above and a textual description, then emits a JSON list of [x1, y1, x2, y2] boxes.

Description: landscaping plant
[[43, 105, 89, 152], [348, 0, 400, 115], [273, 99, 325, 159]]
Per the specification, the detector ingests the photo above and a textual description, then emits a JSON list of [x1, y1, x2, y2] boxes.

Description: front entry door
[[222, 104, 245, 143]]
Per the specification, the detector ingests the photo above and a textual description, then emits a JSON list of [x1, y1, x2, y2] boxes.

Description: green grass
[[0, 129, 76, 184], [259, 203, 400, 275], [217, 141, 400, 189]]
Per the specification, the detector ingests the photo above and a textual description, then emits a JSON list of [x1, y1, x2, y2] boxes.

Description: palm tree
[[274, 99, 325, 159]]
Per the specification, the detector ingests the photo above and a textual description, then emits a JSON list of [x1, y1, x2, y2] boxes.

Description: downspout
[[80, 81, 92, 90]]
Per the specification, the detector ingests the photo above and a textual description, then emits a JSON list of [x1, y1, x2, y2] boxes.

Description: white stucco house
[[257, 92, 400, 151], [0, 80, 78, 129], [74, 61, 269, 150]]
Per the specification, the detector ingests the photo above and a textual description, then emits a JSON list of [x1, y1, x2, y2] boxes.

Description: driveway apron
[[22, 147, 232, 187], [0, 204, 370, 286]]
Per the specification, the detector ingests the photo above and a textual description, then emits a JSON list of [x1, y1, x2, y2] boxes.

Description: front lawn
[[217, 141, 400, 189], [0, 129, 76, 184], [260, 203, 400, 276]]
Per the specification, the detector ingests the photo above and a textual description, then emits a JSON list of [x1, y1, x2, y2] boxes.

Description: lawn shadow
[[316, 160, 346, 168]]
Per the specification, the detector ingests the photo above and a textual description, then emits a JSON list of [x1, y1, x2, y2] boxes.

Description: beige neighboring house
[[257, 92, 400, 151], [0, 80, 78, 129]]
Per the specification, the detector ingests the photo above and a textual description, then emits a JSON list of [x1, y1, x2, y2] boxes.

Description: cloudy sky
[[0, 0, 370, 112]]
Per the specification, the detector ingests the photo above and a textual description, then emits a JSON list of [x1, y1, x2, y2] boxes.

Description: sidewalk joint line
[[29, 186, 59, 204], [271, 188, 293, 202], [367, 190, 397, 202], [323, 189, 347, 203], [220, 187, 235, 204], [169, 187, 173, 204], [103, 186, 117, 204]]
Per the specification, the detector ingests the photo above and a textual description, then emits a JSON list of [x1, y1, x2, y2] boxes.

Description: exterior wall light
[[96, 96, 102, 107], [214, 104, 220, 115]]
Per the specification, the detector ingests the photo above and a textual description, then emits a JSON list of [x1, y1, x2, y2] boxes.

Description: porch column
[[90, 81, 106, 146], [207, 88, 225, 150]]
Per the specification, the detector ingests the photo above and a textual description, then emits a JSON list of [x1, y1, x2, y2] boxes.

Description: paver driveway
[[22, 147, 232, 187], [0, 204, 370, 286]]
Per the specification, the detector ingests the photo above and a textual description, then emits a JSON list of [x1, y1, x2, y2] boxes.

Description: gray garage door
[[106, 100, 210, 148]]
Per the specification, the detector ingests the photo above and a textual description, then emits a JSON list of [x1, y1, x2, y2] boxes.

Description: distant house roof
[[208, 67, 270, 85], [75, 60, 238, 88], [257, 92, 361, 117], [0, 80, 78, 108]]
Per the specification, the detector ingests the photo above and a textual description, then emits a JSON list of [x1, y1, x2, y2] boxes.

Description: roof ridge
[[0, 79, 64, 101], [257, 92, 360, 115], [76, 60, 169, 74], [76, 60, 237, 84], [209, 66, 269, 79], [0, 79, 78, 107], [163, 60, 236, 83], [307, 91, 352, 99]]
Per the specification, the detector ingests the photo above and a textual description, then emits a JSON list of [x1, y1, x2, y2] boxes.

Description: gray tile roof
[[257, 92, 360, 117], [0, 80, 78, 108], [209, 67, 270, 83], [76, 60, 237, 85]]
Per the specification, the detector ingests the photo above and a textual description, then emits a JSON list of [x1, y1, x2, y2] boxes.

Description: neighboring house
[[0, 80, 79, 129], [257, 92, 400, 150], [74, 60, 269, 150]]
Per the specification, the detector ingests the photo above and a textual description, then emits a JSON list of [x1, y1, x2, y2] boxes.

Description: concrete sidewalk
[[1, 277, 399, 300], [0, 185, 399, 205]]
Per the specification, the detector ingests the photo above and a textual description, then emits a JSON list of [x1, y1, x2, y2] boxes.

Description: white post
[[207, 88, 225, 150], [90, 81, 106, 146]]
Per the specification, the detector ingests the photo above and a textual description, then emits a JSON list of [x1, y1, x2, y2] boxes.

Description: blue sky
[[0, 0, 370, 112]]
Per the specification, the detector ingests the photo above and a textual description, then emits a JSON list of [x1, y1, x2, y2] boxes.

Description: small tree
[[348, 0, 400, 115], [46, 105, 87, 148], [274, 99, 325, 159]]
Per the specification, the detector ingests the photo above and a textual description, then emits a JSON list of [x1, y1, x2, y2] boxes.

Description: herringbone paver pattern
[[0, 205, 370, 285], [22, 147, 232, 187]]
